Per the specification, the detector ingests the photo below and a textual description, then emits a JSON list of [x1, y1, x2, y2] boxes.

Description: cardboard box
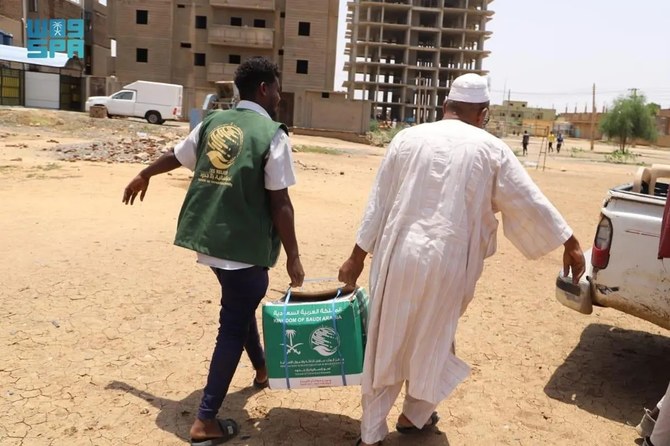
[[262, 287, 369, 389]]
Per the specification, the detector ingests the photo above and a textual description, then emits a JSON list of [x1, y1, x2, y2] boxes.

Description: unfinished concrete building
[[108, 0, 346, 126], [345, 0, 494, 123]]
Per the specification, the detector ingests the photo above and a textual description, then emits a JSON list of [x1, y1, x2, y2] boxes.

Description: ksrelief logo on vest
[[207, 124, 244, 170]]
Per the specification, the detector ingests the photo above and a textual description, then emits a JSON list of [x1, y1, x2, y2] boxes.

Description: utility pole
[[418, 77, 425, 124], [629, 88, 639, 98], [504, 89, 511, 136], [21, 0, 28, 47], [502, 79, 507, 106], [590, 83, 596, 151]]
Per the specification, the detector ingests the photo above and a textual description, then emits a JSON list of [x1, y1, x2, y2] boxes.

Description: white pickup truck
[[85, 81, 183, 125], [556, 164, 670, 330]]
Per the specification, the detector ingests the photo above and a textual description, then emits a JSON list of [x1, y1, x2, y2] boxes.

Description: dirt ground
[[1, 108, 669, 446]]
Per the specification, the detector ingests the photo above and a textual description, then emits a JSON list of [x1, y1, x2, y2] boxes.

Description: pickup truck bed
[[556, 165, 670, 330]]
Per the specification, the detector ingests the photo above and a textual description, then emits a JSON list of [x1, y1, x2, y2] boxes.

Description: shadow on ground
[[254, 408, 450, 446], [105, 381, 264, 444], [544, 323, 670, 425], [106, 381, 450, 445]]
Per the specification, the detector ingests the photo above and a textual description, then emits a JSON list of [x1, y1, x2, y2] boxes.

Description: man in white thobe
[[339, 74, 586, 446], [642, 382, 670, 446]]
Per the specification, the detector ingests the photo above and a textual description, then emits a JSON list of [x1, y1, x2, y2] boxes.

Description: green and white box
[[262, 287, 369, 389]]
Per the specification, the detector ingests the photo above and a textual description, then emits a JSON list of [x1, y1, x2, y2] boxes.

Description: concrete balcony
[[210, 0, 275, 10], [207, 63, 239, 82], [208, 25, 274, 48]]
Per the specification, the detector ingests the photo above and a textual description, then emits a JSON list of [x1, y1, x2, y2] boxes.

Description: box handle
[[330, 288, 347, 386], [281, 287, 292, 389]]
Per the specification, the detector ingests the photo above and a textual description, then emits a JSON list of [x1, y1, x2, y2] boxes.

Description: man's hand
[[338, 244, 369, 287], [287, 255, 305, 288], [338, 256, 365, 287], [122, 149, 183, 205], [123, 174, 149, 205], [563, 235, 586, 284]]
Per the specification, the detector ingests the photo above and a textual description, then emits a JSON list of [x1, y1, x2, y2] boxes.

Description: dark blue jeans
[[197, 266, 268, 421]]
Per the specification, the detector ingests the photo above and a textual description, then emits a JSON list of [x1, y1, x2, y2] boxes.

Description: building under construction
[[345, 0, 494, 124]]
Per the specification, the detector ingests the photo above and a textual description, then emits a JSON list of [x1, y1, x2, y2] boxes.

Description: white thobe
[[356, 119, 573, 406], [652, 383, 670, 446]]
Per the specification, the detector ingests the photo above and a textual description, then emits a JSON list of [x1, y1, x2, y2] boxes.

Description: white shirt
[[174, 100, 296, 270]]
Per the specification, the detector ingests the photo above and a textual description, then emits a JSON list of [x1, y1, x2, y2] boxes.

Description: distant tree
[[600, 94, 658, 152], [647, 102, 661, 117]]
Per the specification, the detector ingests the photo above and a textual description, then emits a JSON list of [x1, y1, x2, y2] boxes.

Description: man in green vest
[[122, 57, 304, 445]]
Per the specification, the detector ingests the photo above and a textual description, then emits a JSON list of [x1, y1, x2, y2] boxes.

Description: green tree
[[647, 102, 661, 117], [599, 94, 657, 152]]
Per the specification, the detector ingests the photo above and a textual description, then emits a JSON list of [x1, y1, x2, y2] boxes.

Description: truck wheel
[[146, 111, 162, 125]]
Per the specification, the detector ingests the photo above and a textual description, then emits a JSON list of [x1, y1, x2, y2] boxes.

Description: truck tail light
[[591, 215, 612, 269]]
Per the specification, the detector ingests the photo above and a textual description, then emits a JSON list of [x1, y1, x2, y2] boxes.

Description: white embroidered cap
[[447, 73, 490, 104]]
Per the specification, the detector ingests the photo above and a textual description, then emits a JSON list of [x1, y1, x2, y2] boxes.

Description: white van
[[85, 81, 183, 125]]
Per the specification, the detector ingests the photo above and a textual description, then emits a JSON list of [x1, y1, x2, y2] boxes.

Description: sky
[[334, 0, 670, 111]]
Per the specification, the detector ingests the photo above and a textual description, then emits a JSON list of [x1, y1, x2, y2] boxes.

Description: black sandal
[[395, 411, 439, 434], [190, 418, 239, 445], [253, 378, 269, 389]]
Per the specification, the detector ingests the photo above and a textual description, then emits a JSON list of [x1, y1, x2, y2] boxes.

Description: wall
[[0, 0, 22, 44], [292, 127, 369, 145], [560, 112, 604, 139], [89, 1, 109, 51], [0, 16, 22, 46], [211, 9, 275, 27], [282, 0, 338, 92], [656, 135, 670, 148], [90, 43, 108, 76], [521, 119, 554, 137], [296, 91, 371, 134], [0, 0, 22, 20], [85, 75, 107, 97], [110, 0, 174, 84]]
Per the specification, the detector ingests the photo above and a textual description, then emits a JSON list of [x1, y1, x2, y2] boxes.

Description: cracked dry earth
[[1, 111, 670, 446]]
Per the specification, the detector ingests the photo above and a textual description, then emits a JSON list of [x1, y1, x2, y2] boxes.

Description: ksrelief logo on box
[[310, 327, 341, 356], [281, 327, 342, 357]]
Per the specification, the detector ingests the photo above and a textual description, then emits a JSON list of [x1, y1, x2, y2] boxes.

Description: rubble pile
[[50, 133, 184, 164]]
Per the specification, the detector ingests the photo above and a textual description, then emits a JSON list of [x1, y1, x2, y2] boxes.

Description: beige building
[[557, 112, 602, 140], [109, 0, 367, 129], [558, 110, 670, 148], [488, 100, 556, 136], [0, 0, 110, 109], [345, 0, 494, 124], [0, 0, 23, 47], [0, 0, 110, 77]]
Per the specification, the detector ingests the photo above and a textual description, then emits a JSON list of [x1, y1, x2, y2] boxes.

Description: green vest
[[174, 108, 288, 267]]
